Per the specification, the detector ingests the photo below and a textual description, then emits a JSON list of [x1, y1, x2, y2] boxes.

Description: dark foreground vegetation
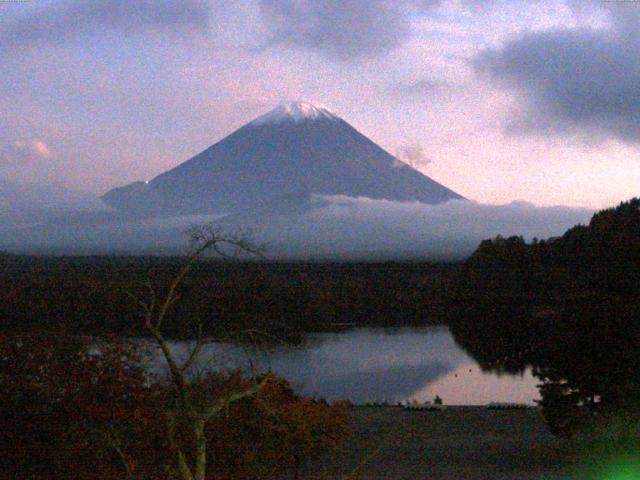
[[449, 198, 640, 444], [0, 255, 454, 339], [0, 332, 348, 479], [1, 231, 352, 480]]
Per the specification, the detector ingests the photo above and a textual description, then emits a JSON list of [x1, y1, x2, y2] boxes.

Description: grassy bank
[[302, 406, 570, 480]]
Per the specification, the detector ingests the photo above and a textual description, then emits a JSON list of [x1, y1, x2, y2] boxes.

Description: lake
[[161, 326, 540, 406]]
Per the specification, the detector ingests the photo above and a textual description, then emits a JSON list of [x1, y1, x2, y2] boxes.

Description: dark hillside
[[448, 198, 640, 434], [0, 255, 456, 339]]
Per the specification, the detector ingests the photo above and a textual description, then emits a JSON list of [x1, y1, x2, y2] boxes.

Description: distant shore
[[0, 255, 456, 338]]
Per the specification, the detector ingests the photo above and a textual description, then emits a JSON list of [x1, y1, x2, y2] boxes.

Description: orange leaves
[[0, 333, 161, 479], [0, 332, 349, 479], [202, 375, 349, 479]]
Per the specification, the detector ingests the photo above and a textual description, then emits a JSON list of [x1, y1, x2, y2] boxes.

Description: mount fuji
[[0, 103, 592, 258], [102, 101, 463, 217]]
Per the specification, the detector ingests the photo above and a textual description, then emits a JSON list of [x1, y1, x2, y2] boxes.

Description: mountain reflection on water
[[162, 327, 539, 405]]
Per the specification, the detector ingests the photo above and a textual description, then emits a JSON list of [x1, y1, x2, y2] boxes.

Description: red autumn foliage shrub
[[0, 333, 348, 479], [0, 332, 163, 479], [206, 375, 349, 479]]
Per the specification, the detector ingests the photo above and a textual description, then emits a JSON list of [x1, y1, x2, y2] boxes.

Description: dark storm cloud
[[0, 0, 210, 50], [258, 0, 440, 60], [475, 5, 640, 143]]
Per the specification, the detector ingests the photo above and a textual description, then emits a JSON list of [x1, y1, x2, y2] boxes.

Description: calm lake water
[[161, 326, 539, 406]]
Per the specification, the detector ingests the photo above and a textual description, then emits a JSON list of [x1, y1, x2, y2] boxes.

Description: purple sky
[[1, 0, 639, 208]]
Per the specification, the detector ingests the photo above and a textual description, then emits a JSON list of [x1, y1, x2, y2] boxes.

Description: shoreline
[[300, 406, 571, 480]]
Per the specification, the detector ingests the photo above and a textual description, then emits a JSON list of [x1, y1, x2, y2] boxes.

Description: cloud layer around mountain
[[0, 193, 593, 259], [256, 196, 592, 259]]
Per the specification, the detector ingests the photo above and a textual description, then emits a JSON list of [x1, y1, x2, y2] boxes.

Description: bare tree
[[126, 226, 268, 480]]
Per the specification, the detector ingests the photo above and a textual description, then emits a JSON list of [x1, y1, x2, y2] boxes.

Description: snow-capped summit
[[250, 101, 338, 126]]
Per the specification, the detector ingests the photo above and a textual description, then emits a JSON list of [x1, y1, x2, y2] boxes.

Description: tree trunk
[[194, 418, 207, 480], [168, 413, 195, 480]]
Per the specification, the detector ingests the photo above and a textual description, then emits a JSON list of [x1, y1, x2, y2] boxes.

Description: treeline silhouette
[[449, 198, 640, 435], [0, 256, 454, 340]]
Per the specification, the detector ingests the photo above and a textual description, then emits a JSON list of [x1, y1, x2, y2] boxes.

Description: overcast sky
[[1, 0, 639, 208]]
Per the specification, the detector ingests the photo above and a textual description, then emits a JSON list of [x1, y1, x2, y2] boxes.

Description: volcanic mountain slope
[[102, 101, 463, 217]]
